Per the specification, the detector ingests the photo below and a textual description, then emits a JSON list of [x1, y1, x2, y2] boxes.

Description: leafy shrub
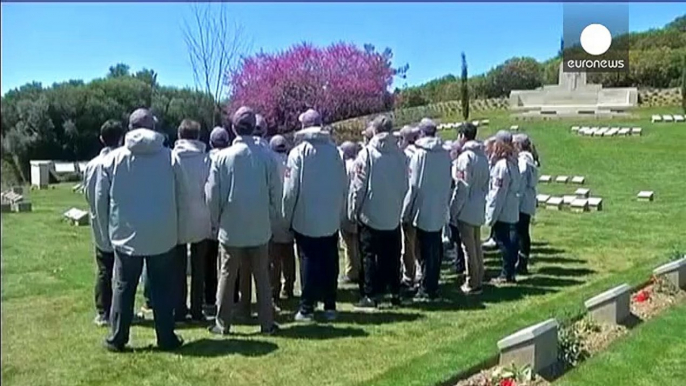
[[558, 325, 590, 368]]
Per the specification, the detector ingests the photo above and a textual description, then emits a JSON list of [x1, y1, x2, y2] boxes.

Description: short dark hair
[[100, 119, 124, 147], [457, 122, 478, 141], [178, 119, 201, 140]]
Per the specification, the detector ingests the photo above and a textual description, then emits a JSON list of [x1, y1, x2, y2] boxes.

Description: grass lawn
[[556, 301, 686, 386], [2, 106, 685, 386]]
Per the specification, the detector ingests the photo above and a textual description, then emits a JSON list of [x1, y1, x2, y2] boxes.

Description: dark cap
[[129, 108, 155, 130], [370, 115, 393, 133], [418, 118, 437, 136], [299, 109, 322, 128], [210, 126, 230, 149], [254, 114, 267, 136], [232, 106, 257, 133], [269, 135, 289, 153], [340, 141, 359, 160], [513, 133, 531, 147], [494, 130, 513, 143]]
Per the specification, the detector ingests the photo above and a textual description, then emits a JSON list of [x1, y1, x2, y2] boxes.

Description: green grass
[[2, 107, 686, 386], [556, 301, 686, 386]]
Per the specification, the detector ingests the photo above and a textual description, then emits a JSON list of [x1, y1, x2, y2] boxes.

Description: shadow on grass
[[274, 324, 368, 340], [536, 266, 596, 277], [332, 310, 424, 325], [176, 338, 278, 357], [517, 276, 585, 288], [620, 313, 644, 329]]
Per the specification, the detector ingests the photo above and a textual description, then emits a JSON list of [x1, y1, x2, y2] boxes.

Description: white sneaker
[[482, 238, 497, 249], [294, 311, 314, 323]]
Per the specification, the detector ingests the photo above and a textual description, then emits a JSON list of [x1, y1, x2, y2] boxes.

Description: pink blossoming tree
[[227, 42, 407, 134]]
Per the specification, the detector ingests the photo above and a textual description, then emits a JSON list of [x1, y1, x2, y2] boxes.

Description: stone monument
[[509, 63, 638, 119]]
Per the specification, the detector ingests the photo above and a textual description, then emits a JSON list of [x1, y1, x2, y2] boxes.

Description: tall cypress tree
[[461, 52, 469, 121]]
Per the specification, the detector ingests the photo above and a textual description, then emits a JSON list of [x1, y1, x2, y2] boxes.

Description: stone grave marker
[[575, 188, 590, 198], [651, 115, 662, 123], [472, 120, 480, 127], [510, 125, 519, 131], [653, 256, 686, 289], [588, 197, 603, 211], [605, 128, 619, 136], [662, 114, 674, 122], [674, 114, 685, 123], [4, 192, 24, 204], [571, 176, 585, 184], [536, 194, 551, 206], [539, 175, 552, 183], [12, 201, 32, 212], [618, 128, 631, 136], [63, 208, 89, 226], [570, 198, 589, 213], [571, 126, 580, 132], [72, 183, 84, 193], [497, 319, 559, 375], [555, 176, 569, 184], [584, 284, 631, 325], [631, 128, 642, 136], [562, 195, 577, 206], [546, 196, 563, 210], [577, 128, 588, 135], [637, 191, 654, 202], [480, 119, 490, 126], [594, 128, 608, 136]]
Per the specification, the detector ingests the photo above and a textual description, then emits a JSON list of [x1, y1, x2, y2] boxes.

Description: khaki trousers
[[269, 241, 296, 299], [215, 243, 273, 332], [340, 230, 360, 281], [457, 221, 484, 290], [401, 224, 420, 283]]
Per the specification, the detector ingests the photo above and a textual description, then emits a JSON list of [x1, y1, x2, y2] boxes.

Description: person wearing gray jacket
[[402, 118, 452, 302], [486, 130, 522, 284], [513, 134, 538, 275], [95, 108, 183, 352], [84, 119, 123, 327], [349, 115, 409, 309], [339, 141, 362, 285], [206, 106, 281, 336], [171, 119, 212, 322], [284, 109, 347, 322], [399, 125, 421, 287], [268, 135, 297, 303], [449, 123, 490, 294]]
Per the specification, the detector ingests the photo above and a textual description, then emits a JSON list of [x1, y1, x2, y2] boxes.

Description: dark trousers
[[358, 223, 402, 299], [205, 240, 219, 306], [449, 224, 466, 272], [493, 221, 519, 280], [94, 248, 115, 317], [517, 213, 531, 258], [295, 232, 339, 314], [416, 228, 443, 297], [142, 262, 153, 308], [174, 241, 208, 319], [107, 248, 177, 348]]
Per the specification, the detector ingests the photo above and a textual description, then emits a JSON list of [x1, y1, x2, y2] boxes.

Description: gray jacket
[[485, 157, 521, 226], [518, 151, 538, 216], [84, 147, 114, 252], [172, 139, 212, 244], [207, 148, 222, 241], [271, 151, 295, 243], [349, 132, 409, 231], [283, 128, 347, 238], [206, 135, 282, 248], [340, 158, 358, 234], [96, 129, 178, 256], [449, 140, 490, 227], [402, 137, 452, 232]]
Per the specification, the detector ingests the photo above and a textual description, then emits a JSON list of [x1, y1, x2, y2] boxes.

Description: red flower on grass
[[634, 290, 650, 303], [500, 379, 516, 386]]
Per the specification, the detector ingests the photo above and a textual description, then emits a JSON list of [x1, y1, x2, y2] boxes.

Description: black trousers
[[205, 240, 219, 306], [516, 213, 531, 258], [449, 224, 466, 272], [94, 248, 115, 318], [493, 221, 518, 280], [107, 248, 177, 349], [174, 241, 208, 319], [295, 232, 339, 314], [358, 223, 402, 299], [416, 228, 443, 297]]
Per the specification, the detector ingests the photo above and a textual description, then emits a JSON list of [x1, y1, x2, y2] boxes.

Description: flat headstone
[[12, 201, 32, 213], [555, 176, 569, 184], [480, 119, 490, 126], [637, 191, 654, 202], [571, 176, 585, 185], [539, 175, 552, 183], [64, 208, 89, 226], [54, 162, 77, 174], [584, 284, 631, 325], [588, 197, 603, 211], [571, 126, 580, 132], [591, 126, 600, 131], [472, 120, 480, 127], [585, 128, 597, 136], [577, 128, 588, 135], [570, 198, 589, 213], [662, 114, 674, 122], [497, 319, 559, 374], [618, 128, 631, 136], [4, 192, 23, 204], [575, 188, 590, 198], [72, 183, 84, 193], [605, 128, 619, 136], [674, 115, 685, 123], [510, 125, 519, 131], [631, 128, 642, 136], [651, 115, 662, 123], [546, 196, 563, 210], [536, 194, 551, 205], [653, 257, 686, 289], [562, 195, 577, 205], [594, 128, 608, 137]]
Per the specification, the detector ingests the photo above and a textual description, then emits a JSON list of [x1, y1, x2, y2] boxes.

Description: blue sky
[[1, 2, 683, 95]]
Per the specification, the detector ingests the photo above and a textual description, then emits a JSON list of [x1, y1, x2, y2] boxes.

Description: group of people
[[83, 105, 539, 352]]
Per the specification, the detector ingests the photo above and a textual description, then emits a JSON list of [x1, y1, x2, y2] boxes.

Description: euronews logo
[[562, 4, 629, 73]]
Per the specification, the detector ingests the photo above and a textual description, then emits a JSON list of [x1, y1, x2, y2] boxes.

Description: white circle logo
[[580, 24, 612, 56]]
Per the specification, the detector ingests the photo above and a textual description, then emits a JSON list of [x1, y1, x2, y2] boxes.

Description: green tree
[[107, 63, 130, 78], [461, 52, 469, 121], [681, 54, 686, 114]]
